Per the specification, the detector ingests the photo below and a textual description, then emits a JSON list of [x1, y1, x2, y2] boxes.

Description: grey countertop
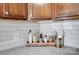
[[0, 45, 79, 55]]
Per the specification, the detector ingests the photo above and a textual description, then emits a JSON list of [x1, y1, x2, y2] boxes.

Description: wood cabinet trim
[[55, 15, 79, 20]]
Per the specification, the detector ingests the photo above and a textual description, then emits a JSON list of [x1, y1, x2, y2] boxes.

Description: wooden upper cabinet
[[3, 3, 28, 20], [29, 3, 52, 20], [61, 4, 79, 16], [52, 3, 79, 19], [52, 3, 63, 19], [0, 3, 79, 20]]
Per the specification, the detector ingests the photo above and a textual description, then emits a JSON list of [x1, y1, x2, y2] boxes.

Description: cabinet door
[[60, 3, 79, 16], [3, 3, 28, 20], [0, 3, 3, 17], [52, 3, 63, 19], [30, 3, 52, 20]]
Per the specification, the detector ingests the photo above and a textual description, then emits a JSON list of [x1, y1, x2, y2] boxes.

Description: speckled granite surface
[[0, 45, 79, 55]]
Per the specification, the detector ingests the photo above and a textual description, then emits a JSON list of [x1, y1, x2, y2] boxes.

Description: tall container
[[39, 34, 43, 43], [55, 35, 64, 48], [28, 29, 32, 43], [44, 35, 47, 43]]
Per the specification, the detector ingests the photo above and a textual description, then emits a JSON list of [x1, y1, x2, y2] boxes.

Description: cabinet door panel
[[52, 3, 63, 19], [52, 3, 79, 20], [61, 3, 79, 16], [8, 3, 19, 16], [3, 3, 28, 19], [17, 4, 27, 18], [0, 3, 3, 17], [31, 3, 52, 19]]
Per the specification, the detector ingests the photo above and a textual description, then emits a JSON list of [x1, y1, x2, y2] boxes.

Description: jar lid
[[58, 35, 63, 38]]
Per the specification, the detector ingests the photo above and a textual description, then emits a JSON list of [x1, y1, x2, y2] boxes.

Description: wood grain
[[2, 3, 28, 20], [30, 3, 52, 19]]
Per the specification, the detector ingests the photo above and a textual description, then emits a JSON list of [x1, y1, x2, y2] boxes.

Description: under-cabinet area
[[0, 20, 79, 55], [0, 3, 79, 55], [0, 19, 79, 55]]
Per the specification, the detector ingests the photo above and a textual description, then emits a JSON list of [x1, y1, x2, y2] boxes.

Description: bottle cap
[[40, 34, 42, 38], [45, 35, 47, 37], [29, 29, 31, 33]]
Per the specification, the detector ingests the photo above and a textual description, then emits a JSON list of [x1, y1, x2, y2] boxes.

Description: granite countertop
[[0, 45, 79, 55]]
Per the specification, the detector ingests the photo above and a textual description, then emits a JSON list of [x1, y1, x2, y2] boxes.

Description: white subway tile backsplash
[[0, 20, 40, 51], [1, 19, 79, 51], [39, 20, 79, 48]]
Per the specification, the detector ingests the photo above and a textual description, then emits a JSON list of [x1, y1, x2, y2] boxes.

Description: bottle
[[56, 34, 64, 48], [28, 29, 32, 43], [44, 35, 47, 43], [33, 32, 39, 43], [39, 34, 43, 43], [33, 35, 36, 43]]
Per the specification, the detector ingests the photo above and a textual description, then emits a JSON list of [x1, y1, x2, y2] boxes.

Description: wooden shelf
[[26, 43, 55, 47]]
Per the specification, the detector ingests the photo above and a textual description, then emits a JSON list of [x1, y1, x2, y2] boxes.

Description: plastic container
[[28, 29, 32, 43], [44, 35, 47, 43]]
